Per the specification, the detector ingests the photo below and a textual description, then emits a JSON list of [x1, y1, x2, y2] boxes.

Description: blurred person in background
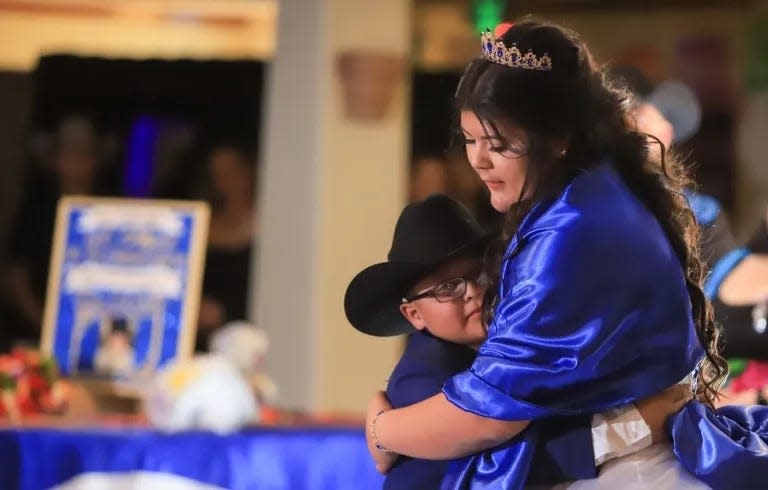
[[1, 115, 105, 351], [613, 66, 768, 402], [410, 150, 503, 234], [196, 143, 258, 351], [409, 154, 449, 202]]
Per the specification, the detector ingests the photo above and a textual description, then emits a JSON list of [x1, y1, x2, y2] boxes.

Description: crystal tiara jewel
[[480, 29, 552, 71]]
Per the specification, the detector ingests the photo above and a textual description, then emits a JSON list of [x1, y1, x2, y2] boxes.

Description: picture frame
[[40, 197, 210, 378]]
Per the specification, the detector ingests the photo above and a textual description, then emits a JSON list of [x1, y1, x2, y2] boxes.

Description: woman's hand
[[366, 391, 398, 474], [635, 383, 692, 443]]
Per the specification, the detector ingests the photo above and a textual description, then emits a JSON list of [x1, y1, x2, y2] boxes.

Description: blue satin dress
[[440, 164, 768, 490]]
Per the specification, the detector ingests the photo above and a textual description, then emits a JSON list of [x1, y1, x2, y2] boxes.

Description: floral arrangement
[[0, 348, 68, 421]]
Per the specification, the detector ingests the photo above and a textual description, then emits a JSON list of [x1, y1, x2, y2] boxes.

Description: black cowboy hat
[[344, 194, 490, 337]]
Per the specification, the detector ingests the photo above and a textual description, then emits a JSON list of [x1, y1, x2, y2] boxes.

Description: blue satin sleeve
[[670, 400, 768, 489], [443, 194, 702, 420]]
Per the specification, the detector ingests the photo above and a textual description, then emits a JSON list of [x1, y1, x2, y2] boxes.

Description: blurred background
[[0, 0, 767, 414]]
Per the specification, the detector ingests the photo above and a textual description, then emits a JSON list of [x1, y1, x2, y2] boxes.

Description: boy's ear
[[399, 303, 427, 331]]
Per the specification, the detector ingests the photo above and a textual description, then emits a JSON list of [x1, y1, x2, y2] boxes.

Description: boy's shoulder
[[401, 330, 476, 362], [386, 331, 476, 408]]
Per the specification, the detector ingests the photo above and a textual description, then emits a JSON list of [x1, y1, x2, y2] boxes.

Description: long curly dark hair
[[455, 18, 726, 405]]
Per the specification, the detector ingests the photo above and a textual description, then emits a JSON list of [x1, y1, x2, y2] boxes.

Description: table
[[0, 425, 383, 490]]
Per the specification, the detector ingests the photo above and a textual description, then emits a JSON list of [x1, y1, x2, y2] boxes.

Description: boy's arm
[[528, 409, 647, 484], [530, 383, 689, 484], [528, 414, 596, 484]]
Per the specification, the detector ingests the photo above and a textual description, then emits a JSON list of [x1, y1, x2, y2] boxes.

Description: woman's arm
[[366, 383, 690, 475], [366, 391, 528, 468]]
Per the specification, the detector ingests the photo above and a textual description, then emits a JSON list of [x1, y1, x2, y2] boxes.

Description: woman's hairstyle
[[456, 18, 726, 404]]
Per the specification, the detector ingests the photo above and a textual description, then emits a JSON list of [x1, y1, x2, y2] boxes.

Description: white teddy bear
[[145, 354, 258, 434], [208, 322, 277, 403]]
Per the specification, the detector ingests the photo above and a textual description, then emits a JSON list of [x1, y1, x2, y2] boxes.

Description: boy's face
[[399, 255, 487, 347]]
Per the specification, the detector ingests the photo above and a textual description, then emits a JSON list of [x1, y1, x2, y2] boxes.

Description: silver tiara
[[480, 29, 552, 71]]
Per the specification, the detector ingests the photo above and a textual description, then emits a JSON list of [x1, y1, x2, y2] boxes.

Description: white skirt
[[554, 443, 710, 489]]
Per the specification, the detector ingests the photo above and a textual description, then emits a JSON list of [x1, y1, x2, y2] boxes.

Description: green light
[[473, 0, 506, 33]]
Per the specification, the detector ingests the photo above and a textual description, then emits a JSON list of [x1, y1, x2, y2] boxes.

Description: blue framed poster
[[41, 197, 210, 377]]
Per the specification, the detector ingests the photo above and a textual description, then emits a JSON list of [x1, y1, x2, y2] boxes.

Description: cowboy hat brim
[[344, 237, 489, 337]]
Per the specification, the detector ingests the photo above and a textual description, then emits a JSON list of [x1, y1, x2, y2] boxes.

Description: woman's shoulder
[[400, 331, 476, 366], [520, 164, 660, 240], [503, 163, 678, 282]]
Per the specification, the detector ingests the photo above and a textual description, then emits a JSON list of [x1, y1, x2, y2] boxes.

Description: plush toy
[[209, 322, 277, 403], [144, 354, 258, 434]]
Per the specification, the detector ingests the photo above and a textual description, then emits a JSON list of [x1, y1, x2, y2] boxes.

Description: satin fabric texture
[[439, 164, 768, 490], [0, 427, 382, 490]]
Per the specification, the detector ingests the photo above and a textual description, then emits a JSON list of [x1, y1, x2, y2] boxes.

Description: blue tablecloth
[[0, 426, 384, 490]]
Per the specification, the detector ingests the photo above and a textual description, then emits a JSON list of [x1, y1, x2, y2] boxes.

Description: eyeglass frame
[[401, 275, 487, 305]]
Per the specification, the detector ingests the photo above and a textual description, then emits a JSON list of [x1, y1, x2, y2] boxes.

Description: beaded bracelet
[[371, 410, 394, 453]]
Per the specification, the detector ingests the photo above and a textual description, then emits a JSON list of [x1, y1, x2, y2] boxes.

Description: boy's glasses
[[401, 275, 486, 304]]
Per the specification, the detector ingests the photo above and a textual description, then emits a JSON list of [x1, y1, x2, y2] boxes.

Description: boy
[[345, 194, 685, 489]]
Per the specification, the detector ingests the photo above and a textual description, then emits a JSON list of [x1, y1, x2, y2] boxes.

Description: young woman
[[365, 19, 768, 489]]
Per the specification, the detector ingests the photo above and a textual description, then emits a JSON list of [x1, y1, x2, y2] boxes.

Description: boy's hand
[[635, 384, 692, 443], [366, 391, 399, 474]]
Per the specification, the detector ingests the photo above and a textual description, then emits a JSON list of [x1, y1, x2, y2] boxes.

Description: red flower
[[0, 349, 68, 418], [0, 356, 23, 378], [729, 361, 768, 393]]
